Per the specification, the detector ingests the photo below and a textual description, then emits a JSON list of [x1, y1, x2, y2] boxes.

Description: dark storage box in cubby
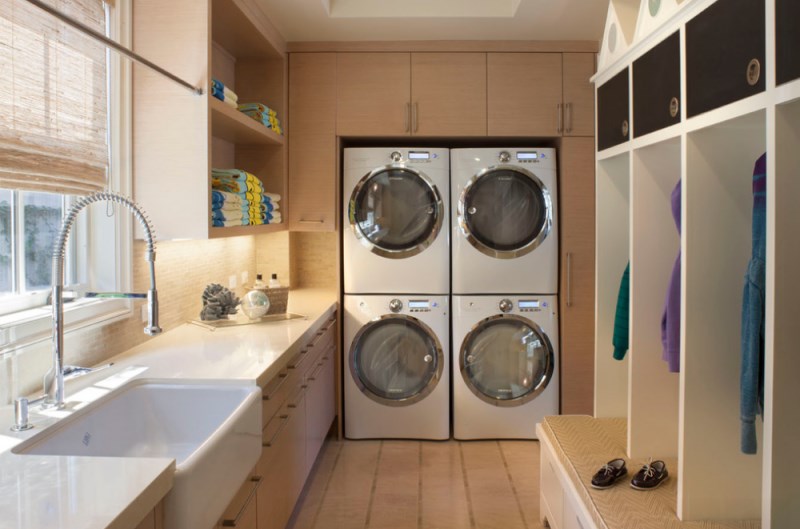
[[597, 68, 630, 151], [633, 31, 681, 138], [685, 0, 765, 118], [776, 0, 800, 86]]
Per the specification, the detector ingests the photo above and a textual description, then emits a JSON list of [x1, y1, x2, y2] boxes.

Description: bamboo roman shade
[[0, 0, 108, 195]]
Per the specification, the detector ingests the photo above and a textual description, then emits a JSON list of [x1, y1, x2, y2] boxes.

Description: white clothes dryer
[[452, 295, 559, 439], [344, 294, 450, 439], [451, 148, 558, 294], [343, 148, 449, 294]]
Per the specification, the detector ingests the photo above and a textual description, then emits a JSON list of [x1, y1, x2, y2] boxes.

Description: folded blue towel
[[212, 218, 248, 228]]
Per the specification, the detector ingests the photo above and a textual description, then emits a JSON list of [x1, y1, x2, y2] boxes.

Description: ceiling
[[256, 0, 608, 43]]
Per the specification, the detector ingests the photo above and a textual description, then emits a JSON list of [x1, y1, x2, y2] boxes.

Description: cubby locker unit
[[133, 0, 287, 240], [597, 0, 640, 71], [594, 153, 629, 420], [632, 0, 689, 44]]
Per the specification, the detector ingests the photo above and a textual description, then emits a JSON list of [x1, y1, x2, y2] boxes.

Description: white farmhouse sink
[[13, 379, 262, 529]]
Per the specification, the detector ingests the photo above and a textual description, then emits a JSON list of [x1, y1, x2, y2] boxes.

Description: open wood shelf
[[211, 0, 283, 59], [210, 97, 284, 146], [209, 222, 285, 238]]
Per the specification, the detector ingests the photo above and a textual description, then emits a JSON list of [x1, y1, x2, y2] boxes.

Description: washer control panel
[[408, 299, 432, 313], [518, 299, 547, 312], [388, 151, 438, 164], [515, 151, 542, 164]]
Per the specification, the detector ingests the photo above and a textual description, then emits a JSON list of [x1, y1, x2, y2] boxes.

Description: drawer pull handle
[[262, 373, 288, 401], [288, 386, 306, 408], [556, 103, 563, 133], [566, 252, 573, 308], [746, 58, 761, 86], [669, 97, 679, 118], [621, 119, 629, 138], [264, 415, 290, 447], [221, 476, 262, 527], [288, 350, 310, 370], [299, 219, 325, 224], [308, 362, 324, 381], [404, 102, 410, 132], [565, 102, 573, 133]]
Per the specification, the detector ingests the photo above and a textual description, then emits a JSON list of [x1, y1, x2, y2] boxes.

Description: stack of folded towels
[[211, 78, 238, 109], [211, 168, 282, 227], [237, 103, 283, 135]]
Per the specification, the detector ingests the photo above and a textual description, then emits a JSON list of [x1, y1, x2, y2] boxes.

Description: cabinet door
[[596, 68, 629, 151], [336, 53, 411, 136], [288, 133, 337, 231], [559, 137, 595, 416], [256, 412, 293, 529], [286, 384, 307, 502], [563, 53, 596, 137], [305, 347, 335, 475], [217, 475, 260, 529], [633, 32, 681, 138], [540, 443, 563, 529], [776, 0, 800, 86], [289, 53, 337, 231], [685, 0, 765, 118], [487, 53, 562, 136], [411, 53, 486, 136]]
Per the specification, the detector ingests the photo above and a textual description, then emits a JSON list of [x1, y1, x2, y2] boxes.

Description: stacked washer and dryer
[[450, 148, 560, 440], [343, 148, 451, 440], [342, 146, 560, 440]]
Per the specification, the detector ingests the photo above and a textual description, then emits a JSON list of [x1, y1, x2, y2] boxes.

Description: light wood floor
[[288, 440, 545, 529]]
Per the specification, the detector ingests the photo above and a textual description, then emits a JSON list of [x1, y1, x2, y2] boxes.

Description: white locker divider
[[597, 0, 640, 71], [633, 0, 690, 44]]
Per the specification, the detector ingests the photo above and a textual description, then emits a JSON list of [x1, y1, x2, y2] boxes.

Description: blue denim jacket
[[740, 153, 766, 454]]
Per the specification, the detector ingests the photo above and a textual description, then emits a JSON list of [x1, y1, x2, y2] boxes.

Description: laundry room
[[0, 0, 796, 528]]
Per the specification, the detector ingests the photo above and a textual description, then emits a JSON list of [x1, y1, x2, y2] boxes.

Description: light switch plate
[[228, 275, 237, 289], [241, 271, 249, 286]]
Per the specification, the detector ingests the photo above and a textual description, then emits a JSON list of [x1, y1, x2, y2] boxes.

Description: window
[[0, 0, 131, 349]]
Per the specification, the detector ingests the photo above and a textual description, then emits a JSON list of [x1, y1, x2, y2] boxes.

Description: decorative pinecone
[[199, 283, 240, 321]]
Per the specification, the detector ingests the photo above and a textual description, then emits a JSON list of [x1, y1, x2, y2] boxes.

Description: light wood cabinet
[[336, 53, 411, 136], [133, 0, 287, 240], [487, 53, 563, 136], [559, 137, 595, 416], [217, 473, 261, 529], [288, 53, 338, 231], [562, 53, 596, 137], [334, 52, 486, 137], [411, 53, 487, 136]]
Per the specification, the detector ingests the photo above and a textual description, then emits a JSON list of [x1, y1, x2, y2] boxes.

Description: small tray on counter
[[190, 311, 307, 330]]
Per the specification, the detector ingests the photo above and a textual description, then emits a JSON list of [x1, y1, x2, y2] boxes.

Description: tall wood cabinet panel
[[410, 53, 487, 136], [336, 53, 411, 136], [685, 0, 765, 118], [288, 53, 337, 231], [562, 53, 596, 137], [559, 137, 596, 415], [487, 53, 563, 136]]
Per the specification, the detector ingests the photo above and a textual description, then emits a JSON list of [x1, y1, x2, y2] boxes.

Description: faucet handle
[[11, 397, 33, 432]]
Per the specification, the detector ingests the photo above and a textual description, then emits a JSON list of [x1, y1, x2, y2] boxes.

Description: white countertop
[[0, 289, 338, 529]]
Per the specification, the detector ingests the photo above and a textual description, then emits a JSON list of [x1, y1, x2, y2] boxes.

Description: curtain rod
[[24, 0, 203, 96]]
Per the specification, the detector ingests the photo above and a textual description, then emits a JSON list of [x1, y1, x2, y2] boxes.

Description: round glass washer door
[[458, 165, 552, 259], [349, 164, 444, 259], [459, 314, 554, 407], [350, 315, 444, 407]]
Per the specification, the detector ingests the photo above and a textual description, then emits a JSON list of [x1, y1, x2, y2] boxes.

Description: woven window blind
[[0, 0, 108, 195]]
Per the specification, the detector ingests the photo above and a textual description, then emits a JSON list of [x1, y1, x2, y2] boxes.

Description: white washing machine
[[344, 294, 450, 439], [452, 295, 559, 439], [451, 148, 558, 294], [343, 147, 449, 294]]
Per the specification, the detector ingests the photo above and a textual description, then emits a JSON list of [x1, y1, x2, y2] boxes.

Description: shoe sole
[[630, 475, 669, 491]]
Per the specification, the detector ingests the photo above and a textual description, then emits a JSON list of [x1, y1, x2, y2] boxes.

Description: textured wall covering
[[255, 231, 292, 287], [292, 232, 338, 289]]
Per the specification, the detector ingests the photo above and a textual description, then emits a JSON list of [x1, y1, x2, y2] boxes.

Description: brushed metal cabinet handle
[[404, 102, 410, 132], [566, 252, 573, 308], [299, 219, 324, 224], [565, 102, 573, 133], [221, 476, 263, 527], [557, 103, 563, 133], [412, 102, 419, 133]]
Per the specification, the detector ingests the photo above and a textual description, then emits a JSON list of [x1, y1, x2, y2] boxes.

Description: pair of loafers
[[590, 458, 668, 490]]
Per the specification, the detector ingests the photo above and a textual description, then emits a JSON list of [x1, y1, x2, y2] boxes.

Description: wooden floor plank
[[421, 442, 473, 529], [367, 441, 421, 529], [461, 441, 528, 529], [289, 440, 344, 529], [499, 441, 544, 529], [310, 440, 382, 529]]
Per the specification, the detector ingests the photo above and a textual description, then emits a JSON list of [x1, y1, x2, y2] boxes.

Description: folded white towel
[[218, 191, 243, 206], [223, 97, 237, 109], [224, 85, 238, 102], [263, 193, 281, 203]]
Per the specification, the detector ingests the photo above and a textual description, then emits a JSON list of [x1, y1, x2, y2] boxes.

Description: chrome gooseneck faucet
[[43, 192, 162, 409]]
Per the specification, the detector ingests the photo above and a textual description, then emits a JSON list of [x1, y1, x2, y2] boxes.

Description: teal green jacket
[[613, 263, 630, 360]]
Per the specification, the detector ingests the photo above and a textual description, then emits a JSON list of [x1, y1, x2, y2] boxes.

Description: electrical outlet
[[228, 275, 237, 289], [241, 271, 249, 286]]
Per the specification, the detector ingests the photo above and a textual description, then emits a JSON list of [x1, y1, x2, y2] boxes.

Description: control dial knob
[[389, 299, 403, 313], [499, 299, 513, 313]]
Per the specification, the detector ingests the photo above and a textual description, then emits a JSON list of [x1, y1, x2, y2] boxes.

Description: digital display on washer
[[519, 300, 540, 309], [408, 151, 430, 160], [516, 151, 538, 161], [409, 300, 430, 309]]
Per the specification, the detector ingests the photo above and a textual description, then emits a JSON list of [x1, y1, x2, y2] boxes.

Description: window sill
[[0, 298, 132, 357]]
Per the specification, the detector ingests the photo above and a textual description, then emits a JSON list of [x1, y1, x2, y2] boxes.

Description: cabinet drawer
[[776, 0, 800, 86], [633, 31, 681, 137], [540, 444, 563, 529], [261, 368, 292, 426], [685, 0, 765, 118], [597, 68, 630, 151], [563, 492, 593, 529], [305, 319, 336, 368], [217, 475, 261, 529]]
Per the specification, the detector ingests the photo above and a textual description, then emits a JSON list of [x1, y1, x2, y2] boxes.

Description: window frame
[[0, 0, 133, 355]]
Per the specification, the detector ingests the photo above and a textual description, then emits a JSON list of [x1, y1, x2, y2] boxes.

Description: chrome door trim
[[459, 313, 555, 407], [349, 314, 444, 407], [348, 163, 444, 259], [457, 164, 553, 259]]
